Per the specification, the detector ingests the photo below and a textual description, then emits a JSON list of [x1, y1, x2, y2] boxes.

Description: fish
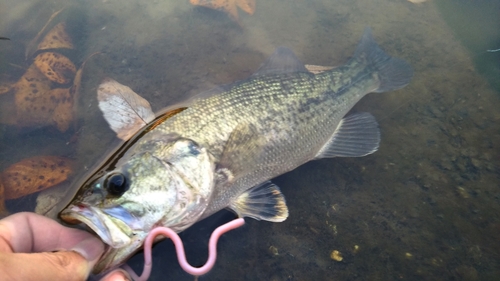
[[190, 0, 256, 22], [59, 28, 413, 273]]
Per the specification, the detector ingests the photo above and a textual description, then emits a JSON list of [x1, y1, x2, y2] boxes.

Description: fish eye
[[105, 173, 129, 196]]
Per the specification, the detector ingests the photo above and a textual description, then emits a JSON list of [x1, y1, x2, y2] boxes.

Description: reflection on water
[[1, 0, 499, 280], [435, 0, 500, 92]]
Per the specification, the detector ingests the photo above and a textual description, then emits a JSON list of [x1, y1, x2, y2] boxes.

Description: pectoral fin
[[97, 78, 155, 141], [315, 112, 380, 158], [229, 181, 288, 222]]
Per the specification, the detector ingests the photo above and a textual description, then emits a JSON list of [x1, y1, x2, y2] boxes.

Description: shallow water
[[0, 0, 499, 280]]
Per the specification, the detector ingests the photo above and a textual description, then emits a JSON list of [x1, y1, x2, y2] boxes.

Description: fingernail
[[71, 236, 105, 263], [103, 269, 131, 281]]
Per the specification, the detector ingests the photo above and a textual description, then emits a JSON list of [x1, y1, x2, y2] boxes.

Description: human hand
[[0, 212, 130, 281]]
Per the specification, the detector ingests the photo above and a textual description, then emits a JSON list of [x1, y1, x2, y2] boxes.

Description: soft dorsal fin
[[253, 47, 309, 76], [229, 181, 289, 222], [97, 78, 155, 141]]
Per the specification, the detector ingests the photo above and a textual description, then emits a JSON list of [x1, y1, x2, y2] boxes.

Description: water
[[1, 0, 499, 280]]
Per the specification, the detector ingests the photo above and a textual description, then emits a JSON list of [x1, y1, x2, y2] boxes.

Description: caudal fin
[[353, 28, 413, 93]]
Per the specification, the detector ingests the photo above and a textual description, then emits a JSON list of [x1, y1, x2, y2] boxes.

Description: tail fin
[[353, 28, 413, 93]]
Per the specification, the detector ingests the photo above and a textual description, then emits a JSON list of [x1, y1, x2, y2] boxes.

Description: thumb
[[0, 236, 105, 281], [1, 250, 95, 281]]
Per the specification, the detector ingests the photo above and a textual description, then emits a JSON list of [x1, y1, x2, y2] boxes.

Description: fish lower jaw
[[60, 204, 132, 248], [92, 233, 146, 274]]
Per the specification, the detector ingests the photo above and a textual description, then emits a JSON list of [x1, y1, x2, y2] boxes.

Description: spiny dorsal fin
[[315, 112, 380, 158], [229, 181, 289, 222], [253, 47, 309, 76]]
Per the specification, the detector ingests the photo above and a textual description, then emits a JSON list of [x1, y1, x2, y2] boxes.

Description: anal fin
[[229, 181, 289, 222], [315, 112, 380, 158]]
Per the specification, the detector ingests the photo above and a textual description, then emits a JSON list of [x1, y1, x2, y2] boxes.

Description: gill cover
[[61, 133, 216, 273]]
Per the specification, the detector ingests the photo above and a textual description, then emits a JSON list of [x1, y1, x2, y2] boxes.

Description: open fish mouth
[[60, 204, 134, 248]]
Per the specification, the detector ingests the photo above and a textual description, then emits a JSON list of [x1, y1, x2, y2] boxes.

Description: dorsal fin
[[253, 47, 309, 76]]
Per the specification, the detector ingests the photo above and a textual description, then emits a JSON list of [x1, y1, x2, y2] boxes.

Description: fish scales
[[59, 28, 413, 273], [133, 59, 378, 216]]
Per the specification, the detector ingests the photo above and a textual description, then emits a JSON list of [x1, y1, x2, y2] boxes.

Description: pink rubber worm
[[123, 218, 245, 281]]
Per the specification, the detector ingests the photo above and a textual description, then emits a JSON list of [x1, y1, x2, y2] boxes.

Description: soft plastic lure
[[123, 218, 245, 281]]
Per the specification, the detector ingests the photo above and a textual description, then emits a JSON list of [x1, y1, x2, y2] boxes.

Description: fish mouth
[[60, 204, 133, 249]]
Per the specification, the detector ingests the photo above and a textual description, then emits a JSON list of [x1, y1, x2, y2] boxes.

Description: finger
[[0, 212, 102, 257], [100, 269, 131, 281], [0, 250, 93, 281]]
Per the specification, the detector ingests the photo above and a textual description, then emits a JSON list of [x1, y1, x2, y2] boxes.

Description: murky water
[[1, 0, 499, 280]]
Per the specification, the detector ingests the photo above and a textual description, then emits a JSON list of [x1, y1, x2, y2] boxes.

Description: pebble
[[268, 245, 279, 256], [456, 186, 470, 198], [330, 250, 343, 262]]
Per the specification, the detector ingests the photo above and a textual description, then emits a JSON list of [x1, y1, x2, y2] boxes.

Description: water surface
[[0, 0, 499, 280]]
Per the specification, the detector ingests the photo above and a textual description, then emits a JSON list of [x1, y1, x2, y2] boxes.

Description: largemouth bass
[[60, 28, 413, 273]]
